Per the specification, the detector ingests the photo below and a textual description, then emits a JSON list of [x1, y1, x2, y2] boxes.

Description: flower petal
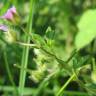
[[0, 25, 8, 31], [10, 6, 17, 14], [0, 6, 17, 20], [1, 10, 13, 20]]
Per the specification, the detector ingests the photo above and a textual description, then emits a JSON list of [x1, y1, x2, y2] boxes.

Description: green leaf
[[73, 55, 90, 69], [45, 26, 55, 40], [32, 33, 46, 46], [44, 26, 55, 46], [85, 83, 96, 95], [75, 9, 96, 50]]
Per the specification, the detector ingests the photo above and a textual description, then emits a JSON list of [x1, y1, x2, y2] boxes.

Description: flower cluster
[[0, 6, 20, 43]]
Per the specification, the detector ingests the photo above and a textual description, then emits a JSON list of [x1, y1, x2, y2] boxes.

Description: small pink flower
[[0, 25, 8, 32], [0, 6, 17, 21], [0, 6, 20, 24]]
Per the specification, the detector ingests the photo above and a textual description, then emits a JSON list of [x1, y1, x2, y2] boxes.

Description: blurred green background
[[0, 0, 96, 96]]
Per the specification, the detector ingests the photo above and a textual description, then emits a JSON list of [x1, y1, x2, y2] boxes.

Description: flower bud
[[0, 24, 18, 43], [4, 30, 17, 43]]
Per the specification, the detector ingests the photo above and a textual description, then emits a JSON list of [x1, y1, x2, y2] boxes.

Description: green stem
[[56, 73, 75, 96], [19, 0, 35, 95], [0, 86, 89, 96], [0, 86, 36, 95], [17, 42, 75, 70], [58, 90, 88, 96], [92, 58, 96, 71], [3, 51, 18, 95]]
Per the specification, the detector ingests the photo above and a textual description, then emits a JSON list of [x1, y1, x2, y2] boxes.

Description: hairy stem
[[19, 0, 35, 95], [56, 73, 75, 96], [3, 51, 18, 95]]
